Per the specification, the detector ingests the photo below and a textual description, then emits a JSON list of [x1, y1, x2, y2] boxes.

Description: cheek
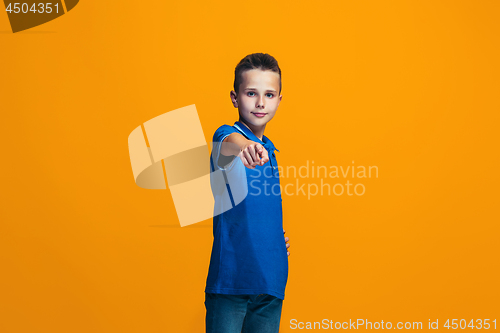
[[270, 99, 280, 108], [241, 97, 254, 107]]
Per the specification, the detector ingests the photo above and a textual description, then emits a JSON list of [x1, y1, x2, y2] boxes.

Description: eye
[[247, 92, 255, 97], [266, 93, 275, 98]]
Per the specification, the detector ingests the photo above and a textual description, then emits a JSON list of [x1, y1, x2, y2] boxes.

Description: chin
[[252, 119, 271, 127], [241, 113, 274, 126]]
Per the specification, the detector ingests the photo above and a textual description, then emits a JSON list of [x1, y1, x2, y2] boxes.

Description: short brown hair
[[234, 53, 282, 95]]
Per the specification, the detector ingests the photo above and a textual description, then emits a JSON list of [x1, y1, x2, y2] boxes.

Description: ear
[[230, 90, 238, 108], [278, 94, 282, 106]]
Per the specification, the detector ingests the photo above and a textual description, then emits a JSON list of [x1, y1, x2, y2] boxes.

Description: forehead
[[240, 69, 280, 90]]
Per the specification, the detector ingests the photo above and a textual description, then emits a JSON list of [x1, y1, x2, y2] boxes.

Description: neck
[[238, 118, 265, 141]]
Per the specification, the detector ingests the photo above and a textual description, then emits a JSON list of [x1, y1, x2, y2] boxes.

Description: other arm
[[284, 229, 290, 256]]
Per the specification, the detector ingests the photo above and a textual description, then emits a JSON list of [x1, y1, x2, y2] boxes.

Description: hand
[[284, 229, 290, 256], [238, 141, 269, 169]]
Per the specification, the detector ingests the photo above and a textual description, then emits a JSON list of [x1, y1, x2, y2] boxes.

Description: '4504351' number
[[6, 3, 59, 14], [444, 319, 496, 329]]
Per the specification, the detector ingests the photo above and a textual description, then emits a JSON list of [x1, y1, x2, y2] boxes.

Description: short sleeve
[[213, 124, 238, 144], [211, 125, 239, 172]]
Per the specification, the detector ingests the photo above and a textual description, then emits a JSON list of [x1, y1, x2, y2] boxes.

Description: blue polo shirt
[[205, 121, 289, 300]]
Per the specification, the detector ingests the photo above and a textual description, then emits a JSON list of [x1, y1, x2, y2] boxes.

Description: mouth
[[252, 112, 267, 118]]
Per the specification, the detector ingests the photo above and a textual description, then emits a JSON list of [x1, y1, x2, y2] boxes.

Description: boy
[[205, 53, 290, 333]]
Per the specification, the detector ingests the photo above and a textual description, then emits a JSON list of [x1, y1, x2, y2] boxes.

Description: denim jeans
[[205, 293, 283, 333]]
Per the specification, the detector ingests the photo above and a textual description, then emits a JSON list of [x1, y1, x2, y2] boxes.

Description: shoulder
[[213, 124, 239, 142], [215, 124, 237, 133]]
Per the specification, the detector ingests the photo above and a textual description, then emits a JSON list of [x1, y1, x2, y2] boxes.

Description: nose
[[256, 95, 265, 109]]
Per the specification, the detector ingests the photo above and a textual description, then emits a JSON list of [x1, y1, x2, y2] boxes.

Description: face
[[231, 69, 282, 128]]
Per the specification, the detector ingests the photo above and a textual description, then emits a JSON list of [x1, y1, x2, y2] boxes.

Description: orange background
[[1, 1, 499, 332]]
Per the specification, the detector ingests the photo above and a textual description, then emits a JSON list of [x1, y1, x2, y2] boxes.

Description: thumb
[[255, 144, 263, 157]]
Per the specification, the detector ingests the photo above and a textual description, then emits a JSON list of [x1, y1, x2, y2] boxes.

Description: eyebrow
[[244, 88, 277, 93]]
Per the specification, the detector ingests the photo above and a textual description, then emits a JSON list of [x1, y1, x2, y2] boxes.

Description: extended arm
[[219, 133, 270, 169]]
